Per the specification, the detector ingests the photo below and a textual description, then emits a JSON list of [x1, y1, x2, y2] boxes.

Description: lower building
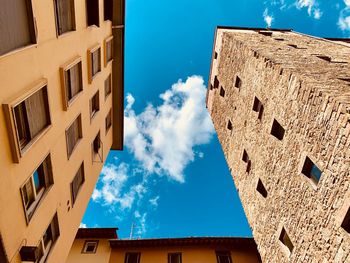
[[66, 228, 262, 263]]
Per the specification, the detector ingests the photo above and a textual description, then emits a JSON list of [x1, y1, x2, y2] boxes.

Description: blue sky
[[81, 0, 350, 238]]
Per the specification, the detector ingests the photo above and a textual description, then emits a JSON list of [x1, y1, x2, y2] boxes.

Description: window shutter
[[25, 87, 50, 138], [67, 117, 80, 157], [92, 50, 100, 76], [69, 63, 81, 98], [65, 70, 72, 100]]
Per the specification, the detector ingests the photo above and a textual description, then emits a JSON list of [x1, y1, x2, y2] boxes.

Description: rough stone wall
[[207, 28, 350, 263]]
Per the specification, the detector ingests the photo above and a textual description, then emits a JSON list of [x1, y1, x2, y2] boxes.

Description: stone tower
[[206, 26, 350, 262]]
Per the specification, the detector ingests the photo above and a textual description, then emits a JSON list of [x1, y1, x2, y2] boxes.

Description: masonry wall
[[207, 28, 350, 263]]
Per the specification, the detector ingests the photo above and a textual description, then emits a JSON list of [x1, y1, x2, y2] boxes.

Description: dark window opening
[[90, 91, 100, 119], [220, 87, 225, 97], [246, 160, 252, 173], [301, 156, 322, 184], [252, 97, 264, 120], [274, 38, 284, 41], [104, 0, 113, 21], [105, 38, 113, 64], [105, 74, 112, 99], [279, 69, 283, 75], [82, 241, 98, 253], [257, 179, 267, 198], [341, 207, 350, 233], [316, 55, 331, 62], [0, 236, 7, 263], [242, 150, 249, 163], [63, 61, 83, 106], [214, 52, 218, 59], [216, 251, 232, 263], [288, 44, 298, 48], [105, 109, 112, 134], [66, 114, 82, 158], [234, 76, 242, 89], [92, 132, 101, 154], [339, 78, 350, 83], [227, 120, 232, 131], [213, 76, 219, 89], [86, 0, 99, 27], [0, 0, 36, 56], [168, 253, 182, 263], [271, 119, 285, 140], [259, 31, 273, 37], [279, 228, 294, 253], [125, 252, 141, 263], [71, 163, 85, 205], [54, 0, 76, 35]]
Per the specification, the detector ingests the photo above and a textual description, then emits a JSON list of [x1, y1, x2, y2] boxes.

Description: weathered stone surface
[[207, 28, 350, 263]]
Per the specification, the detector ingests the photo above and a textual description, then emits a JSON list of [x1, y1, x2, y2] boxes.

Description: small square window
[[257, 179, 267, 198], [82, 241, 98, 254], [279, 227, 294, 254], [66, 114, 82, 158], [270, 119, 285, 140], [105, 109, 112, 134], [287, 44, 298, 48], [259, 31, 272, 37], [216, 251, 232, 263], [86, 0, 99, 27], [301, 156, 322, 185], [220, 87, 225, 97], [125, 252, 141, 263], [105, 74, 112, 99], [274, 38, 284, 41], [341, 207, 350, 233], [92, 132, 102, 163], [54, 0, 76, 35], [227, 120, 232, 131], [234, 76, 242, 89], [316, 55, 331, 62], [168, 253, 182, 263], [242, 150, 249, 163], [214, 52, 218, 59], [213, 76, 219, 89], [252, 97, 264, 120]]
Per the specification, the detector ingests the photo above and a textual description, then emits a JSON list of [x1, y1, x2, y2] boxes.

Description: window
[[301, 156, 322, 185], [234, 76, 242, 89], [82, 241, 98, 253], [257, 179, 267, 198], [37, 213, 60, 263], [341, 207, 350, 233], [88, 45, 101, 83], [279, 228, 294, 254], [60, 57, 83, 110], [168, 253, 182, 263], [86, 0, 99, 27], [274, 38, 284, 41], [214, 52, 218, 59], [242, 150, 249, 163], [258, 31, 272, 36], [54, 0, 76, 35], [105, 74, 112, 99], [316, 55, 331, 62], [92, 131, 102, 162], [125, 252, 140, 263], [104, 0, 113, 21], [0, 0, 36, 56], [71, 162, 85, 205], [227, 120, 232, 131], [21, 154, 53, 222], [104, 36, 114, 66], [105, 109, 112, 134], [66, 114, 82, 159], [270, 119, 285, 140], [220, 87, 225, 97], [213, 76, 219, 89], [252, 97, 264, 120], [216, 251, 232, 263], [288, 44, 298, 48], [3, 80, 51, 163], [90, 91, 100, 119]]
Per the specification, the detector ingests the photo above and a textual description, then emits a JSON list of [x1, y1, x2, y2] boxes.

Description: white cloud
[[345, 0, 350, 7], [295, 0, 322, 19], [149, 196, 160, 207], [124, 75, 214, 183], [263, 8, 274, 27], [338, 2, 350, 32], [79, 223, 87, 228]]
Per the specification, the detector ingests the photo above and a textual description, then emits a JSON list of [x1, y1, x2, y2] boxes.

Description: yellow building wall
[[66, 239, 111, 263], [110, 246, 261, 263], [0, 0, 115, 262]]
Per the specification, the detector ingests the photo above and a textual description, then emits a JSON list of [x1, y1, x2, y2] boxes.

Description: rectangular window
[[258, 31, 272, 36], [242, 150, 249, 163], [316, 55, 331, 62], [90, 91, 100, 119], [125, 252, 140, 263], [92, 131, 101, 155], [216, 251, 232, 263], [252, 97, 264, 120], [105, 109, 112, 134], [168, 253, 182, 263], [88, 45, 101, 83], [257, 179, 267, 198], [104, 36, 114, 66], [86, 0, 99, 27], [60, 57, 83, 110], [104, 0, 113, 21], [3, 80, 51, 163], [38, 213, 60, 262], [54, 0, 76, 35], [71, 162, 85, 205], [279, 228, 294, 254], [270, 119, 285, 140], [234, 76, 242, 89], [0, 0, 36, 56], [82, 241, 98, 254], [66, 114, 82, 159], [341, 207, 350, 233], [220, 87, 225, 97], [105, 74, 112, 99], [301, 156, 322, 185], [213, 76, 219, 89], [21, 154, 53, 222], [214, 52, 218, 59]]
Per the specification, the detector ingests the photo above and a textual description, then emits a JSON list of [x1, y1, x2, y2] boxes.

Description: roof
[[109, 237, 257, 249], [76, 228, 119, 239], [216, 25, 292, 32]]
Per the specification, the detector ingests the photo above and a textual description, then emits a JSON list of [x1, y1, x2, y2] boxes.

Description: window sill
[[300, 173, 318, 191], [66, 91, 83, 110], [20, 125, 52, 159], [90, 110, 100, 123], [0, 43, 37, 61], [25, 185, 53, 225], [67, 138, 82, 160], [57, 30, 76, 39], [89, 71, 102, 84]]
